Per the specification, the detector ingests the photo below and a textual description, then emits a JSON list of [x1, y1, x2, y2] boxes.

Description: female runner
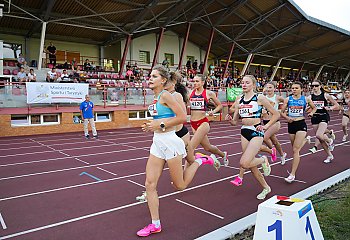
[[228, 75, 279, 199], [341, 89, 350, 141], [280, 81, 316, 183], [189, 74, 228, 166], [137, 66, 216, 237]]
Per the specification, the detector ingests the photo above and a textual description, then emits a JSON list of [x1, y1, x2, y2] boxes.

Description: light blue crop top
[[288, 95, 307, 118], [148, 90, 176, 119]]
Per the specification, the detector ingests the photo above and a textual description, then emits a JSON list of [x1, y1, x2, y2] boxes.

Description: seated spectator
[[17, 53, 26, 68], [83, 59, 93, 71], [22, 61, 30, 74], [126, 69, 134, 80], [71, 57, 78, 70], [46, 67, 58, 82], [28, 69, 37, 82], [17, 67, 27, 82], [60, 69, 72, 82]]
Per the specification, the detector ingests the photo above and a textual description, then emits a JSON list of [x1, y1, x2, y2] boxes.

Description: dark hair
[[170, 71, 188, 104], [312, 79, 324, 93], [292, 81, 303, 88], [152, 65, 170, 85], [194, 74, 207, 89]]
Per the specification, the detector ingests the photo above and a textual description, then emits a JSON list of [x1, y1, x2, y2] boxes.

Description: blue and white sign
[[26, 82, 89, 104], [253, 196, 324, 240]]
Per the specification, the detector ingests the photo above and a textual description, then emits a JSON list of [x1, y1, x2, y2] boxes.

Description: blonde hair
[[243, 75, 257, 92]]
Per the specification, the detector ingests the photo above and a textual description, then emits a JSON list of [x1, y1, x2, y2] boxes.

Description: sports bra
[[265, 94, 279, 111], [189, 89, 209, 111], [148, 90, 176, 119], [287, 95, 307, 118], [311, 92, 328, 114], [238, 94, 262, 119]]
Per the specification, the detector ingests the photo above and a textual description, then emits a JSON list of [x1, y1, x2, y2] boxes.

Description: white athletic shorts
[[150, 130, 187, 161]]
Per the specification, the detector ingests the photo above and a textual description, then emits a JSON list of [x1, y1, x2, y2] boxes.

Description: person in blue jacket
[[80, 95, 98, 139]]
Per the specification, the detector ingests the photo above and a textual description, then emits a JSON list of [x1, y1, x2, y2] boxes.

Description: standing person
[[262, 82, 287, 164], [137, 66, 217, 237], [341, 89, 350, 141], [80, 95, 98, 139], [189, 74, 228, 166], [308, 80, 339, 163], [280, 81, 316, 183], [46, 42, 57, 66], [226, 75, 279, 199]]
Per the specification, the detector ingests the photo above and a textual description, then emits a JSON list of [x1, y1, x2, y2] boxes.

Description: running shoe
[[137, 224, 162, 237], [306, 136, 311, 144], [284, 174, 295, 183], [323, 155, 334, 164], [281, 152, 287, 165], [223, 151, 229, 166], [329, 130, 336, 141], [261, 156, 271, 176], [328, 139, 334, 151], [93, 135, 98, 139], [270, 147, 277, 162], [342, 134, 348, 142], [195, 152, 220, 170], [136, 191, 147, 202], [257, 186, 271, 200], [85, 135, 90, 139], [230, 176, 243, 186], [309, 146, 317, 154]]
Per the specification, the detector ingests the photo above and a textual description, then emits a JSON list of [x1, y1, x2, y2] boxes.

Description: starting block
[[253, 195, 323, 240]]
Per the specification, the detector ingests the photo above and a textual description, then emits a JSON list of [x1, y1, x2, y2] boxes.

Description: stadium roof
[[1, 0, 350, 73]]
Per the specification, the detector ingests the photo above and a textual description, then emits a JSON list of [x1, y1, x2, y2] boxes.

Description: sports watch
[[160, 122, 166, 132]]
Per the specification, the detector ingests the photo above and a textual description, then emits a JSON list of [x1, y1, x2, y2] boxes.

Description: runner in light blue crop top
[[148, 90, 176, 119]]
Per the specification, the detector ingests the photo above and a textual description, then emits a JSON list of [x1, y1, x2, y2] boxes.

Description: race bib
[[289, 106, 304, 117], [190, 98, 205, 110], [313, 101, 324, 109], [239, 104, 253, 117], [148, 100, 158, 116]]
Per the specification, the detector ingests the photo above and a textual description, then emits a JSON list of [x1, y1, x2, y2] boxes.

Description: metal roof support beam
[[241, 53, 254, 76], [314, 65, 325, 81], [295, 62, 305, 81], [214, 0, 248, 27], [222, 43, 235, 79], [269, 58, 283, 82], [343, 71, 350, 85], [119, 34, 132, 77], [129, 0, 160, 33], [151, 28, 165, 70], [200, 28, 215, 74], [38, 22, 47, 70], [178, 22, 191, 71], [3, 0, 42, 22]]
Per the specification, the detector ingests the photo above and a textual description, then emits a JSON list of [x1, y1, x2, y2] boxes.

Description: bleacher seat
[[12, 69, 19, 75], [3, 62, 7, 66], [112, 74, 118, 79], [3, 69, 11, 75], [8, 61, 16, 67], [100, 74, 106, 79]]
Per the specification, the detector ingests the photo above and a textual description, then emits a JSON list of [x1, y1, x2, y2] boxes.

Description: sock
[[152, 220, 161, 228], [195, 158, 203, 166]]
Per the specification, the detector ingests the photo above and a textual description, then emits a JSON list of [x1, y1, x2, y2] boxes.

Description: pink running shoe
[[137, 224, 162, 237], [230, 176, 243, 186], [195, 152, 214, 165], [270, 147, 277, 162]]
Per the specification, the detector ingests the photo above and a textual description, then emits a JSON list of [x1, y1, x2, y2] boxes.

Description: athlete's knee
[[145, 179, 157, 191], [172, 182, 187, 191], [315, 133, 325, 141], [292, 146, 301, 153], [240, 160, 250, 169]]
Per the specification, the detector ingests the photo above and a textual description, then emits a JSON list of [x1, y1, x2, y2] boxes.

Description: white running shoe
[[136, 191, 147, 202], [257, 186, 271, 200], [324, 155, 334, 164], [343, 134, 348, 142], [223, 151, 229, 166], [309, 146, 317, 154], [281, 152, 287, 165], [284, 174, 295, 183], [306, 136, 311, 144], [261, 156, 271, 176]]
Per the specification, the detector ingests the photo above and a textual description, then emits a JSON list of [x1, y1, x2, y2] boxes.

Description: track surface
[[0, 113, 349, 240]]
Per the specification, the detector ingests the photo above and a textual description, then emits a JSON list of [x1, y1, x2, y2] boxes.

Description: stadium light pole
[[269, 58, 283, 82], [38, 22, 47, 70], [178, 22, 191, 71], [201, 27, 215, 74]]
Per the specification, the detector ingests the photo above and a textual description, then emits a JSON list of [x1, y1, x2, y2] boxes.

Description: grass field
[[231, 178, 350, 240]]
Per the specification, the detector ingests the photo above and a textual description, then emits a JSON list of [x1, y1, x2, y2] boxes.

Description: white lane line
[[74, 158, 90, 165], [0, 213, 7, 230], [269, 174, 307, 184], [127, 179, 145, 188], [99, 139, 149, 151], [97, 167, 117, 176], [175, 199, 224, 220]]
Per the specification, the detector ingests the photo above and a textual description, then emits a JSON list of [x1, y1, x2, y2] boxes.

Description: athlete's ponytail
[[170, 71, 188, 104]]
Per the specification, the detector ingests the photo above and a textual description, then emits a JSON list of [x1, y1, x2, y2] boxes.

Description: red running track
[[0, 113, 349, 240]]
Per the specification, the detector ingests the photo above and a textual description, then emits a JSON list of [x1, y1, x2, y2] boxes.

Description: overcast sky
[[292, 0, 350, 31]]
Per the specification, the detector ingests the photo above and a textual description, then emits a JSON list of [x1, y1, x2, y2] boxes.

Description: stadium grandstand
[[0, 0, 349, 239]]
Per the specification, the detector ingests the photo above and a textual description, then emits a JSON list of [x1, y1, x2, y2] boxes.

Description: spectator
[[46, 67, 58, 82], [80, 95, 98, 139], [71, 57, 78, 70], [28, 69, 37, 82], [84, 59, 92, 71], [22, 61, 30, 74], [60, 69, 71, 82], [17, 67, 27, 82], [162, 58, 169, 69], [192, 59, 198, 70], [186, 59, 192, 70], [126, 68, 134, 80], [46, 42, 57, 66], [17, 53, 26, 68]]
